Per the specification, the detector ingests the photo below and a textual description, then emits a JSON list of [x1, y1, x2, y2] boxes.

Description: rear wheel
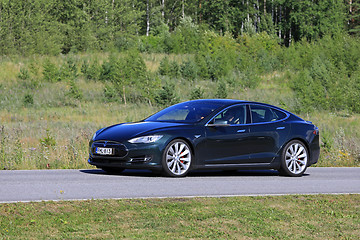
[[162, 139, 192, 177], [280, 140, 308, 177], [102, 167, 125, 175]]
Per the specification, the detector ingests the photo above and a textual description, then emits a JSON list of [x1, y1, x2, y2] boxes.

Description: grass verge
[[0, 194, 359, 239]]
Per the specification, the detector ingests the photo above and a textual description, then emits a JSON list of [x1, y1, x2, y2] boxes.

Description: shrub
[[67, 79, 83, 100], [81, 60, 100, 81], [18, 68, 30, 81], [40, 129, 56, 148], [23, 93, 34, 106], [215, 81, 227, 99], [181, 58, 198, 80], [103, 83, 119, 102], [158, 56, 171, 76], [42, 59, 60, 82], [155, 83, 179, 106], [190, 87, 204, 100], [169, 61, 180, 78]]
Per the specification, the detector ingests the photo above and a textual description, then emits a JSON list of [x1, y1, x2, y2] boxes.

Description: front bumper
[[88, 140, 164, 170]]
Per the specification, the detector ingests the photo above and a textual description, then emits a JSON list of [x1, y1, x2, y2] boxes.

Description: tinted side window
[[250, 105, 286, 123], [213, 105, 247, 125], [271, 108, 287, 120]]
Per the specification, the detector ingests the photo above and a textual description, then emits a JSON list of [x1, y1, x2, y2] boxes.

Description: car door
[[202, 105, 253, 164], [247, 104, 290, 163]]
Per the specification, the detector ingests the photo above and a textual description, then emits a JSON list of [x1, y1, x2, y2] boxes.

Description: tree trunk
[[182, 0, 185, 18], [247, 0, 250, 21], [264, 0, 266, 14], [123, 85, 127, 105], [162, 0, 165, 19], [146, 0, 150, 36], [199, 0, 202, 23]]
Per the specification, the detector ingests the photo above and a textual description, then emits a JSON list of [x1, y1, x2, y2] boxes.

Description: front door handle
[[237, 129, 246, 133], [276, 126, 285, 130]]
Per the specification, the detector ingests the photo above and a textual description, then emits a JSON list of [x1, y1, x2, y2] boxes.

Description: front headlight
[[92, 132, 97, 140], [128, 135, 163, 144]]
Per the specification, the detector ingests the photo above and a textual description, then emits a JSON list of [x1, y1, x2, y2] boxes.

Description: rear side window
[[250, 105, 287, 123]]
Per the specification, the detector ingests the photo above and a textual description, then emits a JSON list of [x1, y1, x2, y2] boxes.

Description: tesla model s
[[88, 99, 320, 177]]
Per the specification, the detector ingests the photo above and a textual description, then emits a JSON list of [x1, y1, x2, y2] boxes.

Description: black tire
[[102, 167, 125, 175], [279, 140, 308, 177], [162, 139, 192, 177]]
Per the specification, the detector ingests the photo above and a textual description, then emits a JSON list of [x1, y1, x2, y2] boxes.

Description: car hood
[[94, 121, 187, 142]]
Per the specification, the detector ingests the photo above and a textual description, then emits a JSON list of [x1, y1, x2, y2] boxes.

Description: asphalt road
[[0, 167, 359, 203]]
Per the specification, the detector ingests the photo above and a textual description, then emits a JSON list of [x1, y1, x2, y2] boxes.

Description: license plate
[[95, 147, 114, 155]]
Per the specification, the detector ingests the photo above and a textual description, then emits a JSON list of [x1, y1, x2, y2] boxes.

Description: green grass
[[0, 53, 359, 170], [0, 194, 359, 239]]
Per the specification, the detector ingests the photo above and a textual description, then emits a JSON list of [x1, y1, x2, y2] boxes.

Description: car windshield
[[145, 101, 224, 123]]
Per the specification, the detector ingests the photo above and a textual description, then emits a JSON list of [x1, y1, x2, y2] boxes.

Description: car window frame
[[205, 104, 250, 126], [248, 104, 290, 125]]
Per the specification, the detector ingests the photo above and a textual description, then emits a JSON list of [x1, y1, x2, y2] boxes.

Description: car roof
[[186, 99, 272, 107], [186, 99, 245, 105], [186, 99, 294, 115]]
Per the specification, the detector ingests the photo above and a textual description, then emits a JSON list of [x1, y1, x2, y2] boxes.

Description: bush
[[40, 129, 56, 148], [18, 68, 30, 81], [42, 59, 60, 82], [215, 81, 227, 98], [23, 93, 34, 106], [103, 83, 119, 102], [81, 59, 100, 81], [155, 83, 179, 106], [169, 61, 180, 78], [158, 56, 171, 76], [190, 87, 204, 100], [181, 58, 198, 80], [67, 79, 83, 100]]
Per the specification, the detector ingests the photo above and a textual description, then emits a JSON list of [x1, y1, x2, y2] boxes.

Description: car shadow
[[80, 169, 309, 177]]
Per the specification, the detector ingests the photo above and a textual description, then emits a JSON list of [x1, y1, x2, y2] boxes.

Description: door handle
[[237, 129, 246, 133], [276, 126, 285, 130]]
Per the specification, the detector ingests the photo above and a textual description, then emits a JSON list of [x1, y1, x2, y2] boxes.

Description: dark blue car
[[88, 99, 320, 177]]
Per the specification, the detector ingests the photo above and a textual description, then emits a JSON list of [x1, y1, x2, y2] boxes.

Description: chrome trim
[[205, 103, 290, 126]]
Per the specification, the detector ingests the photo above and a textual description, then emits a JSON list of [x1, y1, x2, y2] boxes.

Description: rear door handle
[[276, 126, 285, 130], [237, 129, 246, 133]]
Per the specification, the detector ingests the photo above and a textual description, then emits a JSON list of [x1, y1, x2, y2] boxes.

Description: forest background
[[0, 0, 360, 169]]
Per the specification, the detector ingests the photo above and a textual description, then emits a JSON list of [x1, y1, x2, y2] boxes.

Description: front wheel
[[279, 140, 308, 177], [162, 139, 192, 177]]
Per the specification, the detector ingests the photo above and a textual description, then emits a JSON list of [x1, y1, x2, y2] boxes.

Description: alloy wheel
[[164, 140, 192, 176], [284, 142, 308, 175]]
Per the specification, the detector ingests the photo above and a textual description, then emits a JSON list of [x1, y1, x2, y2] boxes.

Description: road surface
[[0, 167, 359, 203]]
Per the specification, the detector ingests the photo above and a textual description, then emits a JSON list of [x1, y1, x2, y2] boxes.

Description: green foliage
[[158, 56, 171, 76], [18, 67, 39, 89], [103, 83, 119, 102], [23, 94, 34, 106], [40, 129, 56, 148], [190, 87, 204, 100], [81, 60, 100, 81], [17, 68, 30, 81], [0, 0, 351, 55], [181, 58, 198, 81], [42, 59, 60, 82], [67, 79, 83, 100], [155, 83, 179, 106], [199, 32, 239, 80], [215, 81, 227, 99], [289, 35, 360, 113]]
